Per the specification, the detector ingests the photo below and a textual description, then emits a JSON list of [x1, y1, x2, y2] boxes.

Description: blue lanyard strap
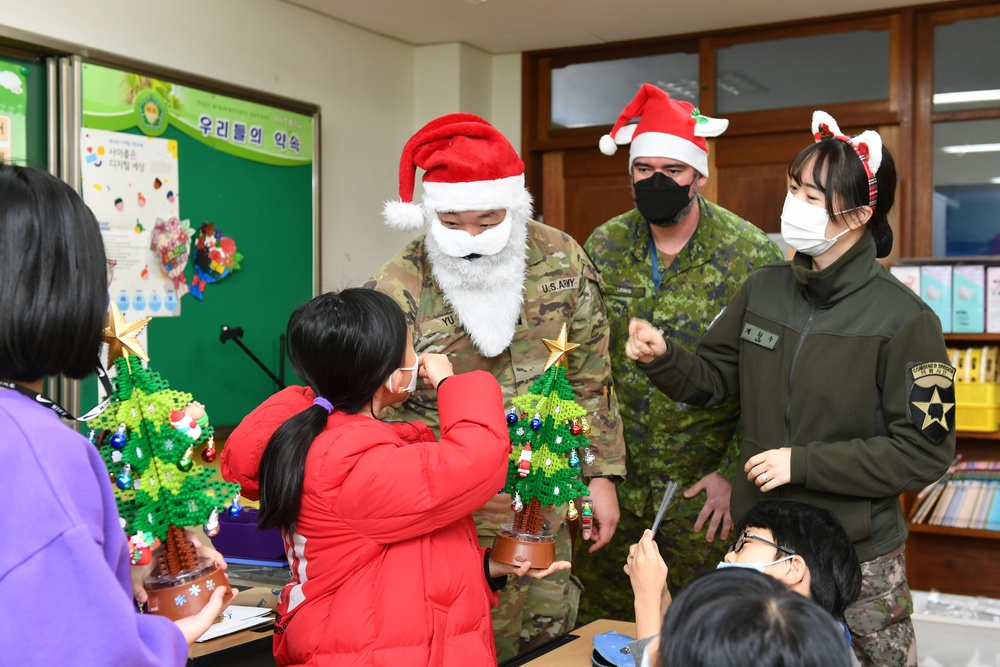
[[648, 228, 665, 291]]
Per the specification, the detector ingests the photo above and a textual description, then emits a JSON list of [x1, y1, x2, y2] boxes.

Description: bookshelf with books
[[904, 333, 1000, 599]]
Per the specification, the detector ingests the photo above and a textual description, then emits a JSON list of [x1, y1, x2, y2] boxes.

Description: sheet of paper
[[196, 605, 274, 642]]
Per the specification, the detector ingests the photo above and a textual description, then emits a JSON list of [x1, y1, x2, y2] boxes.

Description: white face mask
[[428, 214, 514, 258], [387, 362, 418, 394], [780, 192, 853, 257], [716, 555, 794, 573]]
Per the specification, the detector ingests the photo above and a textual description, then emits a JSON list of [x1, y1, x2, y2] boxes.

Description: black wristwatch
[[589, 474, 624, 484]]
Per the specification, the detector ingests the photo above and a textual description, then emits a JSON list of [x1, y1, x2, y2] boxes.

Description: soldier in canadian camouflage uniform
[[367, 113, 626, 661], [575, 85, 783, 624]]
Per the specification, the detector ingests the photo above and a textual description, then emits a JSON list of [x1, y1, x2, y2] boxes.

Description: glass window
[[714, 30, 889, 113], [934, 16, 1000, 113], [933, 118, 1000, 256], [550, 52, 698, 130]]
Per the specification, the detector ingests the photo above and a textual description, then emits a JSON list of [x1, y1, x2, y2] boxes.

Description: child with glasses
[[221, 288, 570, 667], [626, 499, 861, 666], [652, 568, 856, 667]]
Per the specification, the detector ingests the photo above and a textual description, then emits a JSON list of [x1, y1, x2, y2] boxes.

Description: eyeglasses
[[107, 259, 117, 287], [728, 531, 797, 557]]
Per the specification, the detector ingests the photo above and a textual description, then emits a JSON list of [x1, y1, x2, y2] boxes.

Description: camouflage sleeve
[[717, 425, 743, 481], [570, 251, 626, 480], [756, 234, 786, 267]]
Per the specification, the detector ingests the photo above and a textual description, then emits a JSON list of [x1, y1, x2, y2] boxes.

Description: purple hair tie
[[313, 396, 334, 414]]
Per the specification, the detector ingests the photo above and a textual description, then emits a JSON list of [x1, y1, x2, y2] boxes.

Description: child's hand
[[174, 584, 238, 645], [488, 557, 572, 580], [624, 529, 669, 604], [626, 529, 671, 639], [418, 353, 453, 389], [626, 318, 667, 363], [186, 527, 228, 572]]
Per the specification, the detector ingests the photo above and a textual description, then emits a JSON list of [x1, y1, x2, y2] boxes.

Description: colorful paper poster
[[0, 61, 28, 165], [81, 128, 183, 317], [81, 63, 312, 167]]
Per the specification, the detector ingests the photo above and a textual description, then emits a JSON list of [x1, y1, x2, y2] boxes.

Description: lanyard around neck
[[648, 228, 665, 291], [0, 363, 112, 421]]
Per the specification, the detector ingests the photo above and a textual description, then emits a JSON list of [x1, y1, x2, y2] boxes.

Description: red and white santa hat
[[599, 83, 729, 177], [382, 113, 533, 232]]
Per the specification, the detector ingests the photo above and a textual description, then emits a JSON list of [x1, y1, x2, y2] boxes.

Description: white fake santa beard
[[424, 214, 529, 358]]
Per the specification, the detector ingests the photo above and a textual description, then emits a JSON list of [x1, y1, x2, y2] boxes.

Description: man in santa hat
[[575, 84, 783, 624], [368, 113, 625, 660]]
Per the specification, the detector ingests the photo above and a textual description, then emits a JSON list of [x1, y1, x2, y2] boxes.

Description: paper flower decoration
[[190, 222, 243, 300], [150, 217, 192, 298]]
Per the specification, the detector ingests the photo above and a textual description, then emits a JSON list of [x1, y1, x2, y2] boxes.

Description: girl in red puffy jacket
[[221, 288, 567, 667]]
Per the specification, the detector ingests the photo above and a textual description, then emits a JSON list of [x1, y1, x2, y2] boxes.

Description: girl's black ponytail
[[253, 289, 407, 533], [257, 404, 329, 531]]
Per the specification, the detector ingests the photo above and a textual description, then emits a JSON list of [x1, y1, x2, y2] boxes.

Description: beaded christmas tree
[[87, 303, 240, 620], [493, 324, 591, 568]]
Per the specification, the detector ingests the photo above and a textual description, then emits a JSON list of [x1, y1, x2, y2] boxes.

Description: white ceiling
[[283, 0, 947, 54]]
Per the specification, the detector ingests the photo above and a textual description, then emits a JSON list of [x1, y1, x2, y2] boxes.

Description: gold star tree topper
[[542, 323, 580, 371], [102, 302, 152, 363]]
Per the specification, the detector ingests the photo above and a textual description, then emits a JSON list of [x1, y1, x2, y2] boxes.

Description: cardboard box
[[952, 265, 985, 334], [891, 265, 922, 297], [921, 265, 953, 333], [987, 267, 1000, 334]]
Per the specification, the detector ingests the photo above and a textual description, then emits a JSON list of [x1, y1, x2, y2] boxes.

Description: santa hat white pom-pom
[[599, 134, 618, 156], [382, 200, 426, 232]]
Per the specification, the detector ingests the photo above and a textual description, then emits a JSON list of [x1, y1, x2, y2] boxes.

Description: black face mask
[[633, 172, 695, 227]]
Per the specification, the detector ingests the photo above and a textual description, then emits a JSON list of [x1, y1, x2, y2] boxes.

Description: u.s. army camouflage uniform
[[575, 198, 783, 624], [367, 219, 626, 662]]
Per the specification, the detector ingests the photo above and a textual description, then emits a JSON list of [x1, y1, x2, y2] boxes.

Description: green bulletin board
[[82, 63, 315, 426], [0, 58, 39, 167]]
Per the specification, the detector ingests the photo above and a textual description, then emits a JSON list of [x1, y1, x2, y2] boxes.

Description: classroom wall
[[0, 0, 524, 290], [411, 44, 523, 216]]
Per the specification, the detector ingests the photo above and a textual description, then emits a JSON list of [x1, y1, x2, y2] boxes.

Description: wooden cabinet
[[904, 334, 1000, 598]]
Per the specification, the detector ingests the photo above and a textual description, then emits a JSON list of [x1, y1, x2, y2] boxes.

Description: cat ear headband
[[811, 110, 882, 209]]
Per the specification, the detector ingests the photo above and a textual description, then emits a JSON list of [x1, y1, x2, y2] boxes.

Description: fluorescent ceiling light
[[991, 177, 1000, 184], [933, 89, 1000, 105], [940, 143, 1000, 154]]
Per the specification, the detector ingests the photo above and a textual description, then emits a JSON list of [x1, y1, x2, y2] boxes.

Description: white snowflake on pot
[[205, 580, 216, 591], [189, 584, 201, 597]]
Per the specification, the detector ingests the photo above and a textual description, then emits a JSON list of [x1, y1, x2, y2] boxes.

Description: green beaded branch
[[503, 365, 590, 508], [88, 357, 239, 541]]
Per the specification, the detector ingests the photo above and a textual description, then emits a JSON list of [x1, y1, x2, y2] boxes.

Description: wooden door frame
[[523, 0, 1000, 261]]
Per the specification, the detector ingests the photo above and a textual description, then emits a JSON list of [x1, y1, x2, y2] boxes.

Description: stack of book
[[909, 461, 1000, 530]]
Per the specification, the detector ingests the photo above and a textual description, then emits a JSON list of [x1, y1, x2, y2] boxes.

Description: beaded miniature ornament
[[493, 324, 591, 568], [88, 303, 240, 620]]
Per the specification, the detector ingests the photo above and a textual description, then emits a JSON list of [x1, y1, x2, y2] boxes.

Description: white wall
[[1, 0, 524, 287]]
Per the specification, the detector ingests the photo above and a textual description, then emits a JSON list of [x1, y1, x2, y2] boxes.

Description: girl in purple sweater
[[0, 164, 233, 666]]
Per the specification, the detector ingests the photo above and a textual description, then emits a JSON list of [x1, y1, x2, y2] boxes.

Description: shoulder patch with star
[[906, 362, 956, 443]]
